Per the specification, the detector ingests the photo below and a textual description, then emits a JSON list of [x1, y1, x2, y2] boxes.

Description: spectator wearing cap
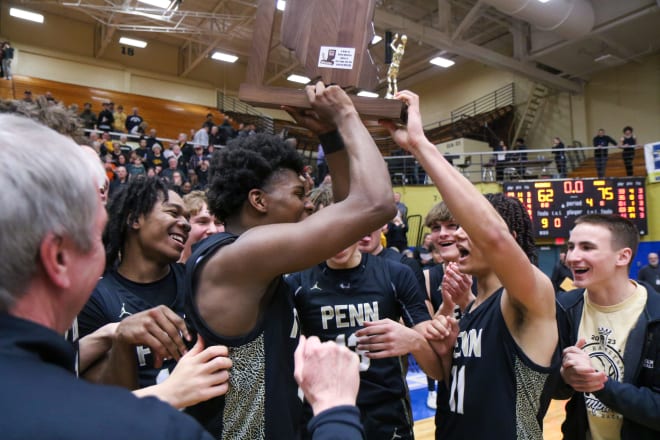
[[22, 90, 33, 103], [188, 144, 205, 171], [113, 104, 127, 133], [146, 143, 165, 170], [97, 102, 114, 132]]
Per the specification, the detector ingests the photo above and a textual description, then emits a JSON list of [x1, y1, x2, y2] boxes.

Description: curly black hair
[[207, 133, 304, 221], [485, 193, 538, 266], [104, 176, 169, 269]]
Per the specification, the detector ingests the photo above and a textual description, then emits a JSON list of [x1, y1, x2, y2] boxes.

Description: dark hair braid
[[103, 176, 169, 269], [485, 193, 538, 266]]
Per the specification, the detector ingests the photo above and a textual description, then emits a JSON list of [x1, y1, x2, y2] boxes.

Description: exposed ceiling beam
[[375, 8, 582, 93], [511, 20, 528, 61], [436, 0, 451, 34], [451, 0, 483, 41], [96, 19, 117, 58], [181, 3, 254, 77]]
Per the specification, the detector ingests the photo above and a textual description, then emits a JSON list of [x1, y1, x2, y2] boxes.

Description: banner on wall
[[644, 141, 660, 183]]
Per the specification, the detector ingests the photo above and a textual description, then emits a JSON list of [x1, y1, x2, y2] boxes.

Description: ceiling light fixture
[[277, 1, 286, 11], [287, 74, 311, 84], [537, 0, 551, 3], [357, 91, 379, 98], [119, 37, 148, 48], [137, 0, 172, 8], [211, 51, 239, 63], [371, 35, 383, 45], [9, 7, 44, 23], [430, 56, 455, 68]]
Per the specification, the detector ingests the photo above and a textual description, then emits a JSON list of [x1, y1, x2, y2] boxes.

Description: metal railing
[[217, 91, 274, 134], [383, 144, 638, 185], [450, 83, 515, 123]]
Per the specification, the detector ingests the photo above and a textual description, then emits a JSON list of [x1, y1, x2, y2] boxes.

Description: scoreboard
[[503, 178, 647, 238]]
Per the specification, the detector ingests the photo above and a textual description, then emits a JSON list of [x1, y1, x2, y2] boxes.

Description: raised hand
[[355, 318, 419, 358], [304, 82, 357, 126], [146, 336, 233, 409], [560, 338, 608, 393], [114, 305, 191, 368], [441, 262, 474, 313], [379, 90, 425, 152], [281, 105, 336, 136], [294, 335, 360, 416], [423, 313, 459, 358]]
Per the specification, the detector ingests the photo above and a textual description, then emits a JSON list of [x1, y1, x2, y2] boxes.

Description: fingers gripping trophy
[[385, 34, 407, 99]]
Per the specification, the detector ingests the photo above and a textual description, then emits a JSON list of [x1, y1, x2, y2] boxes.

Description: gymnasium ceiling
[[8, 0, 660, 95]]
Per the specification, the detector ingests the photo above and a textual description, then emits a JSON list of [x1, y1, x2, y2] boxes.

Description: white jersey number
[[335, 333, 370, 371], [449, 365, 465, 414]]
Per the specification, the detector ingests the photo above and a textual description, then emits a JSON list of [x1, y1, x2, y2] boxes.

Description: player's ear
[[615, 247, 633, 268], [248, 188, 268, 214]]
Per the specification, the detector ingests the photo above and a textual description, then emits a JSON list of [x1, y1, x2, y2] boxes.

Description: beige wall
[[408, 54, 659, 151], [9, 44, 219, 107], [3, 3, 657, 141], [585, 54, 660, 145], [410, 62, 516, 125]]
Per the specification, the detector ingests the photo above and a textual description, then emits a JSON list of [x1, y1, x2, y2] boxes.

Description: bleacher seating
[[568, 149, 647, 178], [2, 75, 229, 141]]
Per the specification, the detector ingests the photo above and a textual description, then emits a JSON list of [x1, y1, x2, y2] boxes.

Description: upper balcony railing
[[384, 144, 645, 185], [450, 83, 515, 123]]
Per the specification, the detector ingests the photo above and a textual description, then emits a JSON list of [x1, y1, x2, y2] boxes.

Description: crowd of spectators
[[11, 91, 268, 199]]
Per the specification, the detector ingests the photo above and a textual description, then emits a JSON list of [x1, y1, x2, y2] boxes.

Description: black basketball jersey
[[77, 264, 186, 388], [435, 288, 559, 439], [184, 233, 301, 440], [378, 246, 426, 294], [287, 253, 430, 406]]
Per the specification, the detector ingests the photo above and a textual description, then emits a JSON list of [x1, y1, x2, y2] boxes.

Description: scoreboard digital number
[[504, 178, 647, 239]]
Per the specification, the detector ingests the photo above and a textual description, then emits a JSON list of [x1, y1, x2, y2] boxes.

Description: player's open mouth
[[169, 234, 186, 245]]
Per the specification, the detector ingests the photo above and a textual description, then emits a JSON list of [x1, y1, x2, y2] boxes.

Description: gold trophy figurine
[[385, 33, 407, 99]]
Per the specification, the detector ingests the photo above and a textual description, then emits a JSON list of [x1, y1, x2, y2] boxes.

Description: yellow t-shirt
[[578, 282, 647, 440]]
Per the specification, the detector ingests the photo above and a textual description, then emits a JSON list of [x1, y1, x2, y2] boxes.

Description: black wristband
[[318, 130, 345, 155]]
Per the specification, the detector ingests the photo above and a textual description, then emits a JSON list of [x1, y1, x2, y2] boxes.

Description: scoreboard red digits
[[503, 178, 647, 239]]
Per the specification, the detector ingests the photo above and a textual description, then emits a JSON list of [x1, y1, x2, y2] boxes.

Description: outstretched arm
[[197, 83, 396, 337], [382, 91, 556, 363]]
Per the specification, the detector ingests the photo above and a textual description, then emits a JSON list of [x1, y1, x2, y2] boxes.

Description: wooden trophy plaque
[[238, 0, 405, 121]]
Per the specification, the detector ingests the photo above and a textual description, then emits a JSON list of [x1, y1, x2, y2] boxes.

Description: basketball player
[[288, 186, 440, 439], [184, 83, 396, 438], [383, 90, 559, 439], [78, 177, 194, 389]]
